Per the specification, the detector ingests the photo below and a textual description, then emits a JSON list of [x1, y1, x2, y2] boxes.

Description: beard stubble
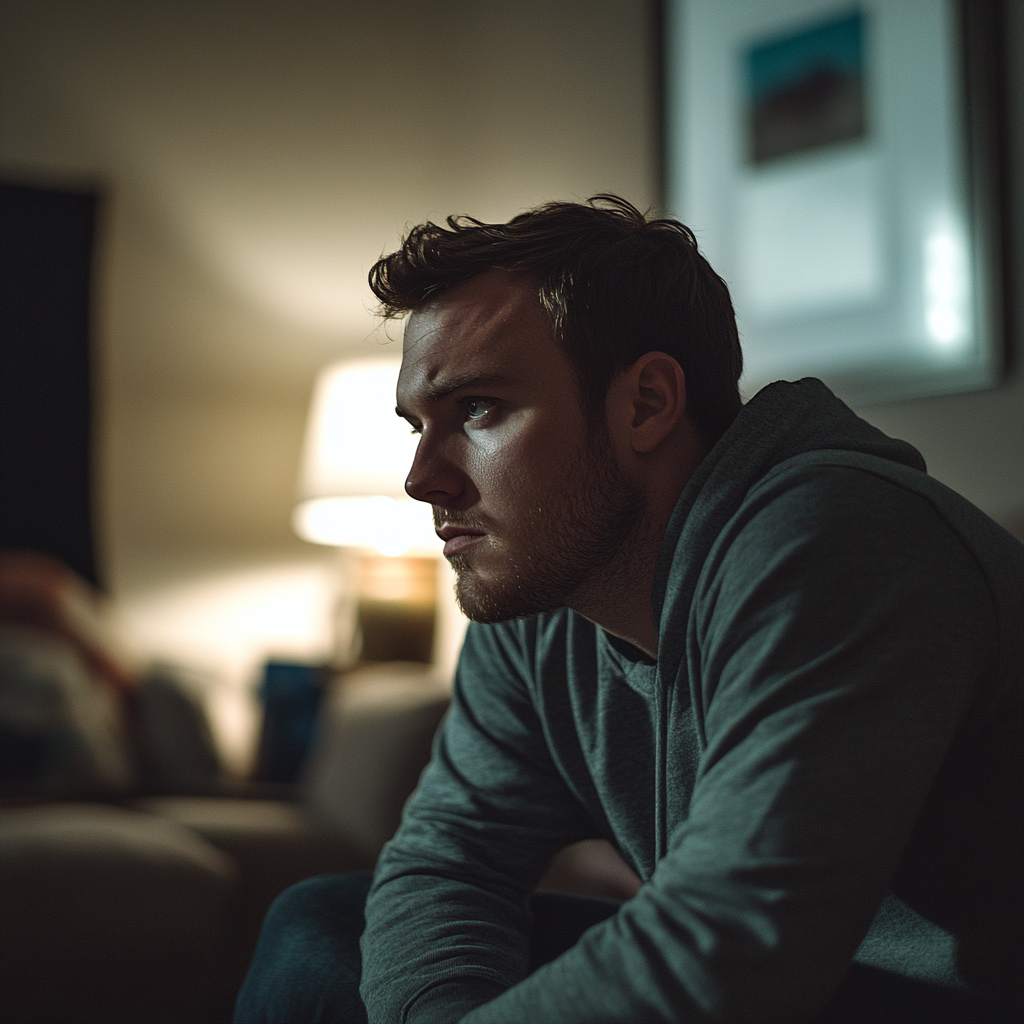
[[438, 430, 648, 624]]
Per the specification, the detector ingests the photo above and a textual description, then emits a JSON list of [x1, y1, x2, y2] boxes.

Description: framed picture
[[662, 0, 1004, 405]]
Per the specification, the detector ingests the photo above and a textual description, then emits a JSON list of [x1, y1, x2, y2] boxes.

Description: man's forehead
[[400, 271, 550, 384], [405, 272, 539, 343]]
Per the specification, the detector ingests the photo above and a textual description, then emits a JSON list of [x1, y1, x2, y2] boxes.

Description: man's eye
[[465, 399, 492, 419]]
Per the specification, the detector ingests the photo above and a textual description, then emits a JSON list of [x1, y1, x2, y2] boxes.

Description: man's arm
[[360, 616, 599, 1022]]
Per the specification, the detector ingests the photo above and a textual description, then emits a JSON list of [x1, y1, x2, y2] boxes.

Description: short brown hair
[[369, 195, 743, 444]]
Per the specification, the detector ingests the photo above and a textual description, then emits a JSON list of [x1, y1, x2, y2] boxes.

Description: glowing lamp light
[[292, 358, 437, 555]]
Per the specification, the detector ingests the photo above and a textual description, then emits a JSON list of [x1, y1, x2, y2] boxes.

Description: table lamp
[[292, 357, 440, 666], [292, 357, 436, 556]]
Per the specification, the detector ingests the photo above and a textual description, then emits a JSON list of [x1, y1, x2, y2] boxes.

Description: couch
[[0, 662, 452, 1024]]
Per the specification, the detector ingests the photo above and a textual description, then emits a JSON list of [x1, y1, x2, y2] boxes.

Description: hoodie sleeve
[[360, 617, 599, 1023], [455, 468, 998, 1023]]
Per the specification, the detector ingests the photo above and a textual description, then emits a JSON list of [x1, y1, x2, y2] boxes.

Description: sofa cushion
[[0, 802, 235, 1023]]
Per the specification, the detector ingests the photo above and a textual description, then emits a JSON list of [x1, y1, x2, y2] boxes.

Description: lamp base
[[333, 553, 438, 666]]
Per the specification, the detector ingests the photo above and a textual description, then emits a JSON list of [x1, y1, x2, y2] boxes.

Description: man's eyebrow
[[395, 372, 511, 419]]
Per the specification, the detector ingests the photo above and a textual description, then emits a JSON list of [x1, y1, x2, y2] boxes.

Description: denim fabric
[[234, 875, 621, 1024], [235, 873, 373, 1024]]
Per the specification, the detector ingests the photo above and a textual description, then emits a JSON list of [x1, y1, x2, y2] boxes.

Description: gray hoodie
[[362, 379, 1023, 1023]]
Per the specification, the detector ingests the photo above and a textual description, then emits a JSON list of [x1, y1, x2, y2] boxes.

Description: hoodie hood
[[652, 377, 926, 659]]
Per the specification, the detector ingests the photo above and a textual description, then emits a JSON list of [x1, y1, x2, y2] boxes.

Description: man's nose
[[404, 434, 466, 505]]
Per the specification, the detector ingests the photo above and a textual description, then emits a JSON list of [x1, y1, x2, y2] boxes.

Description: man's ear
[[617, 352, 687, 455]]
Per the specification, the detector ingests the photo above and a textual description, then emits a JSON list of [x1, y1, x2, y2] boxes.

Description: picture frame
[[662, 0, 1004, 405]]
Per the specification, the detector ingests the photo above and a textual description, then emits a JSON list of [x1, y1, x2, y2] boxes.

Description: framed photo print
[[663, 0, 1004, 405]]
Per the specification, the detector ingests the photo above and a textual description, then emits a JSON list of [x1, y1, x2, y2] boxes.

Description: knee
[[235, 873, 372, 1024], [264, 872, 373, 939], [267, 874, 359, 927]]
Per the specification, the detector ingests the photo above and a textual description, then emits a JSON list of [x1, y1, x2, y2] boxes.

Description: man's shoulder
[[746, 450, 1023, 570], [685, 452, 1022, 676], [701, 452, 1010, 577]]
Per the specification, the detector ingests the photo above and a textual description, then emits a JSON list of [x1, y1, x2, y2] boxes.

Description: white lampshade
[[292, 358, 437, 555]]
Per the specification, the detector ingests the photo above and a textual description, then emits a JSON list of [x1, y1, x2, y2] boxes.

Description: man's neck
[[573, 427, 709, 659], [568, 507, 667, 660]]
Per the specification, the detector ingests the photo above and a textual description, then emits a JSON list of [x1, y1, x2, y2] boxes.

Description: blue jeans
[[235, 874, 1016, 1024]]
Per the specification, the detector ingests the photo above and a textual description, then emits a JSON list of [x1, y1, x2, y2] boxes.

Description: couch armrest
[[0, 802, 235, 1024], [301, 662, 451, 863]]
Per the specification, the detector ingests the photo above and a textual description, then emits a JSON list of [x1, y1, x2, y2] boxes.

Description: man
[[238, 197, 1022, 1023]]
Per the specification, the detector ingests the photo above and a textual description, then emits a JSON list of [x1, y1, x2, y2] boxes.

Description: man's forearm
[[360, 858, 530, 1022]]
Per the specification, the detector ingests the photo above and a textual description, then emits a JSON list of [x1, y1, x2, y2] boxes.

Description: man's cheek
[[469, 450, 522, 500]]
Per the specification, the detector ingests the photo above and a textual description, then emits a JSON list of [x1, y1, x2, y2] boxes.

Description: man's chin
[[451, 561, 564, 624], [451, 567, 515, 624]]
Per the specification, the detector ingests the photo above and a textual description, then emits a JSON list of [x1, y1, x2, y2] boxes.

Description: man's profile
[[237, 196, 1022, 1023]]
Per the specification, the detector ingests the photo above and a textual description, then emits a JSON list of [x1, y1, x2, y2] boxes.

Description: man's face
[[396, 270, 645, 623]]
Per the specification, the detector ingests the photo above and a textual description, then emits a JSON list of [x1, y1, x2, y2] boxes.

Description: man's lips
[[435, 524, 487, 558]]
